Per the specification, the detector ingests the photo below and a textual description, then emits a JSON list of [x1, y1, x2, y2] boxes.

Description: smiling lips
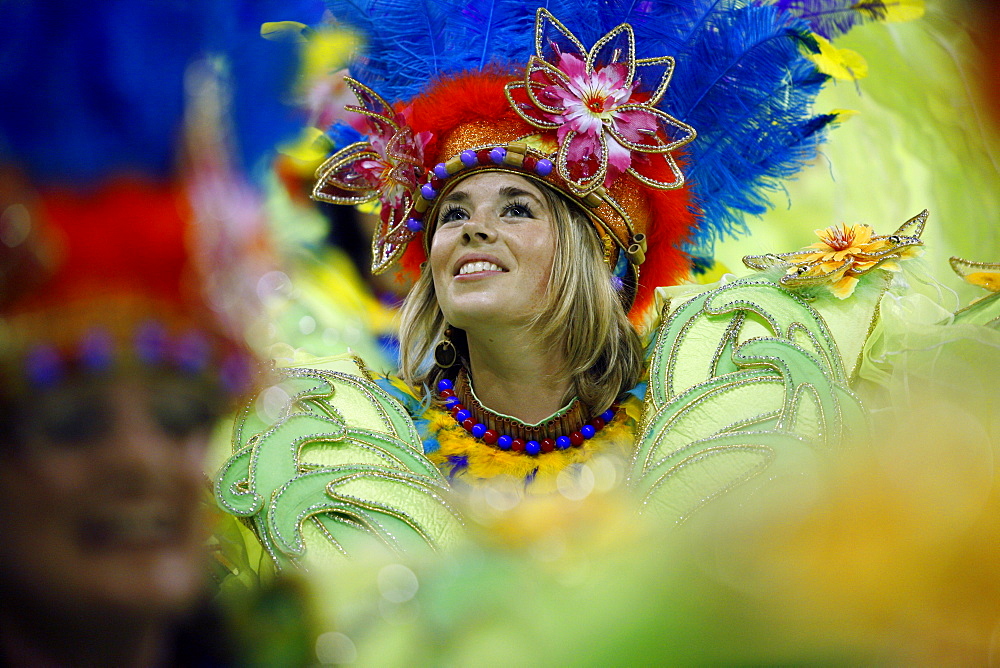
[[79, 506, 189, 551], [455, 258, 508, 276]]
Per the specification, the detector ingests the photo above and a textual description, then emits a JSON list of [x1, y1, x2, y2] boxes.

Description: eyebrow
[[440, 185, 543, 205]]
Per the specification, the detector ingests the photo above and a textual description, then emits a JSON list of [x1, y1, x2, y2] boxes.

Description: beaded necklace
[[436, 369, 616, 457]]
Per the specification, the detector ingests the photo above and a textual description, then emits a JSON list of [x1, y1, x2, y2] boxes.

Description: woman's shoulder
[[630, 217, 923, 521], [211, 349, 463, 569]]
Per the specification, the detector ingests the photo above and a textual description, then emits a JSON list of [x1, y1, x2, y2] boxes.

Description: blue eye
[[503, 201, 533, 218], [439, 206, 467, 225]]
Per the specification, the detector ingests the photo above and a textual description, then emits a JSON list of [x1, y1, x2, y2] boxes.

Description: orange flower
[[743, 211, 928, 300], [792, 223, 892, 298]]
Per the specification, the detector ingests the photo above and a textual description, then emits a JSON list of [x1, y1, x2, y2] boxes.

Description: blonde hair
[[397, 181, 643, 414]]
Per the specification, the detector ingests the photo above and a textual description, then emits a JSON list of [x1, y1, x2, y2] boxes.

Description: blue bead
[[25, 345, 62, 388], [437, 378, 454, 391], [79, 328, 114, 371], [525, 440, 541, 456], [444, 397, 460, 409], [497, 435, 513, 450], [420, 183, 437, 200], [455, 409, 471, 423], [460, 150, 477, 166], [535, 158, 553, 176], [581, 425, 596, 439], [556, 435, 571, 450], [600, 409, 615, 422], [406, 217, 423, 232], [471, 423, 486, 438], [489, 147, 506, 164], [433, 163, 449, 179]]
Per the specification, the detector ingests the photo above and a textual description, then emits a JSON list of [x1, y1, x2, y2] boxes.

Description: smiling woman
[[213, 5, 940, 569], [401, 172, 643, 427]]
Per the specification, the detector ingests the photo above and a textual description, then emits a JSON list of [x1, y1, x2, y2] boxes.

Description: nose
[[98, 395, 175, 495], [460, 215, 497, 244]]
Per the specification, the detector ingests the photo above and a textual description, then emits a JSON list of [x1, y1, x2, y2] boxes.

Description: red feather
[[397, 70, 699, 322]]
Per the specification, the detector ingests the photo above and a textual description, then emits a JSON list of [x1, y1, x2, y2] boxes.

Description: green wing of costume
[[630, 267, 889, 523], [215, 357, 464, 570]]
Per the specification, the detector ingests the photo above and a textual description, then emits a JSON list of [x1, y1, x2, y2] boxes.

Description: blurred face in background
[[0, 372, 218, 620]]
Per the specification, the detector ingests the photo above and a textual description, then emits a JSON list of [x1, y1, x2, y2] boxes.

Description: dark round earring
[[434, 326, 458, 369]]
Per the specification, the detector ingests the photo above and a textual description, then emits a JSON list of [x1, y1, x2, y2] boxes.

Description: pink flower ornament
[[313, 78, 428, 273], [505, 9, 696, 196]]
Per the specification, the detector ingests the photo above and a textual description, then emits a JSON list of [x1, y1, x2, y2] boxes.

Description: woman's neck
[[462, 324, 571, 423]]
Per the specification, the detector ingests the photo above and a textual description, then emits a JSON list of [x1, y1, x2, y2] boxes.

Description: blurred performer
[[0, 1, 303, 665], [0, 187, 248, 665]]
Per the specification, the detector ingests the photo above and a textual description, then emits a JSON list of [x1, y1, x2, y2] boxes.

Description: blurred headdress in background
[[0, 0, 305, 398]]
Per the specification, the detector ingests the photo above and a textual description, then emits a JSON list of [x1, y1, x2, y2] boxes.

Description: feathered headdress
[[310, 0, 899, 321], [0, 1, 300, 398]]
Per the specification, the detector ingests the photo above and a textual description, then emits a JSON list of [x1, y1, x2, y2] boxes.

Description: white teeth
[[458, 261, 503, 275]]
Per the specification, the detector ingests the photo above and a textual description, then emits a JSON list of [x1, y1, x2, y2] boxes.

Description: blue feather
[[0, 0, 307, 185], [641, 2, 835, 252], [773, 0, 890, 39], [326, 0, 465, 102], [318, 0, 866, 255]]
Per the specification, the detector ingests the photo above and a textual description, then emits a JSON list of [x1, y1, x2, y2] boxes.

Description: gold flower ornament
[[743, 210, 927, 299]]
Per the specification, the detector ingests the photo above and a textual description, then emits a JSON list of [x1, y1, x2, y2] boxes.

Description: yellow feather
[[423, 395, 641, 493], [881, 0, 925, 23], [804, 34, 868, 81]]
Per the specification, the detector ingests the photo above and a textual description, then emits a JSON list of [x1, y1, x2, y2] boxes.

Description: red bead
[[511, 438, 525, 452], [439, 389, 454, 399], [522, 154, 537, 171], [541, 438, 555, 453], [450, 403, 465, 416], [482, 429, 498, 445], [590, 417, 606, 431], [569, 431, 584, 447], [461, 418, 475, 432], [430, 177, 444, 190], [477, 148, 492, 163]]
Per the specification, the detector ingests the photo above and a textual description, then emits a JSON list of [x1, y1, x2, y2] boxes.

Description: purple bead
[[600, 409, 615, 423], [437, 378, 454, 392], [581, 424, 597, 439], [444, 396, 460, 409], [460, 150, 478, 167], [525, 440, 541, 456], [497, 434, 513, 450], [489, 147, 506, 164], [406, 217, 424, 232], [135, 321, 167, 365], [433, 163, 450, 179], [172, 331, 211, 374], [420, 183, 437, 200], [471, 423, 487, 438], [455, 409, 472, 423], [535, 159, 553, 176], [79, 328, 114, 371], [556, 435, 572, 450], [220, 352, 253, 395], [25, 345, 62, 388]]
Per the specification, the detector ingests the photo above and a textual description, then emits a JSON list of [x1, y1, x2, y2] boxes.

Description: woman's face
[[0, 373, 214, 619], [429, 172, 557, 330]]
